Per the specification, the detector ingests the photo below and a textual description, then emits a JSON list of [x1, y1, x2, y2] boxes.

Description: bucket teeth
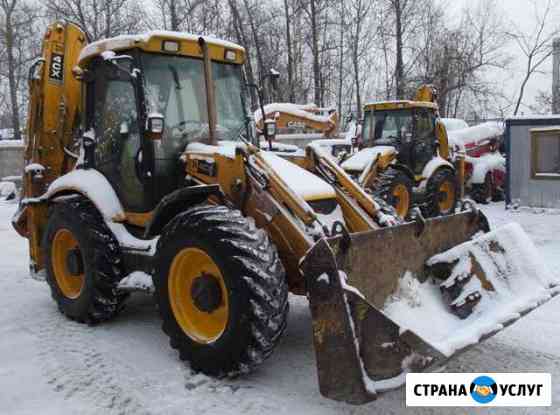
[[439, 272, 472, 304], [449, 290, 482, 319]]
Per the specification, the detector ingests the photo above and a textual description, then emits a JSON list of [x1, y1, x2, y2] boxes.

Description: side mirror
[[120, 121, 129, 136], [146, 113, 164, 140], [404, 132, 413, 143], [82, 130, 96, 169], [269, 68, 280, 90], [264, 119, 277, 141]]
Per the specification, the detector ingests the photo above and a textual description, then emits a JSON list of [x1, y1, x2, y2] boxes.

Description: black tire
[[470, 172, 493, 204], [154, 204, 288, 377], [371, 167, 414, 219], [492, 184, 505, 202], [44, 196, 127, 324], [424, 168, 458, 217]]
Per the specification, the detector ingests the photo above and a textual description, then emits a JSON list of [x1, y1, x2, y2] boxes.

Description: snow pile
[[0, 139, 24, 148], [341, 146, 395, 171], [467, 152, 506, 183], [384, 223, 559, 357], [253, 103, 333, 125], [118, 271, 154, 293], [0, 181, 17, 201], [447, 121, 504, 150], [259, 151, 335, 201], [441, 118, 469, 131]]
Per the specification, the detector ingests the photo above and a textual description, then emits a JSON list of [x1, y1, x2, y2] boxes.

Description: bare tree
[[509, 0, 560, 115], [345, 0, 373, 118], [46, 0, 145, 40], [412, 0, 510, 117], [153, 0, 204, 31], [0, 0, 41, 140]]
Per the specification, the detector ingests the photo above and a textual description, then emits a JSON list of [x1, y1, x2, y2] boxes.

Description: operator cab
[[360, 101, 439, 175], [77, 32, 250, 213]]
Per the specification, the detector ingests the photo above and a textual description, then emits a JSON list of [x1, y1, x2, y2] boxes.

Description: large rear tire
[[371, 167, 413, 219], [424, 168, 458, 217], [470, 172, 493, 204], [154, 204, 288, 377], [44, 197, 127, 324]]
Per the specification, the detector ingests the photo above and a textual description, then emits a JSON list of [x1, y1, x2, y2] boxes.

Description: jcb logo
[[49, 53, 64, 83]]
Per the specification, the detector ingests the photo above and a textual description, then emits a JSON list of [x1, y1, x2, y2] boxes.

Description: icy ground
[[0, 202, 559, 414]]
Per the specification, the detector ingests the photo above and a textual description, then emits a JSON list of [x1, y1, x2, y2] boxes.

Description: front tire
[[154, 204, 288, 377], [371, 167, 413, 219], [44, 197, 127, 324], [425, 168, 458, 217]]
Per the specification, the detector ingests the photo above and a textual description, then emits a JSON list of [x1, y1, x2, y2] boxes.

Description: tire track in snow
[[32, 309, 151, 415]]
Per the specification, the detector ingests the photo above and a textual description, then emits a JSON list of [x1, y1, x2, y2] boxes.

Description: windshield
[[365, 109, 414, 147], [142, 53, 246, 157]]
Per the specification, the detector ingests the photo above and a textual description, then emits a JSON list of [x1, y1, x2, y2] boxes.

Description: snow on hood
[[184, 141, 243, 159], [259, 151, 336, 201], [341, 146, 395, 171], [447, 121, 504, 150]]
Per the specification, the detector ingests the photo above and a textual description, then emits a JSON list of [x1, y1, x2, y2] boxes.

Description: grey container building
[[506, 116, 560, 208]]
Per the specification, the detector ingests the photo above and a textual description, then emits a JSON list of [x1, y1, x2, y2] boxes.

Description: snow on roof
[[253, 103, 332, 125], [79, 31, 244, 64], [259, 151, 335, 201], [447, 121, 504, 149], [507, 114, 560, 120], [441, 118, 469, 131], [529, 126, 560, 132]]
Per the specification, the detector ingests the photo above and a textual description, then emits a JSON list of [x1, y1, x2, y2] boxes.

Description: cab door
[[412, 108, 436, 175], [90, 62, 152, 212]]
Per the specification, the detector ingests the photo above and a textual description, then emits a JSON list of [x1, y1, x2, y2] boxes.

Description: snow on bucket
[[385, 223, 560, 357]]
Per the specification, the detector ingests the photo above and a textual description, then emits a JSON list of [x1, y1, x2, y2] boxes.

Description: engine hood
[[259, 151, 336, 201], [341, 146, 396, 172]]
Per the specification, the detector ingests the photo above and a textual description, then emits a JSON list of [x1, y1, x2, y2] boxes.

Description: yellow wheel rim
[[392, 184, 410, 218], [168, 247, 229, 344], [51, 229, 85, 299], [438, 181, 455, 213]]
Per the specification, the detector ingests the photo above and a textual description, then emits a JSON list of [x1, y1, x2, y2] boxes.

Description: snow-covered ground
[[0, 202, 558, 414]]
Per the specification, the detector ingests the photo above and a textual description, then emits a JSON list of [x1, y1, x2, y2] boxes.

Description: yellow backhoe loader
[[342, 86, 459, 219], [13, 21, 559, 405]]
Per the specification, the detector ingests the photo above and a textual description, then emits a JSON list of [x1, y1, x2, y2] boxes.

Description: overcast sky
[[449, 0, 559, 114]]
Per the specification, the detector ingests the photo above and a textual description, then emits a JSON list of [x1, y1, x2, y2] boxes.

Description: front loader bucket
[[300, 209, 559, 404]]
